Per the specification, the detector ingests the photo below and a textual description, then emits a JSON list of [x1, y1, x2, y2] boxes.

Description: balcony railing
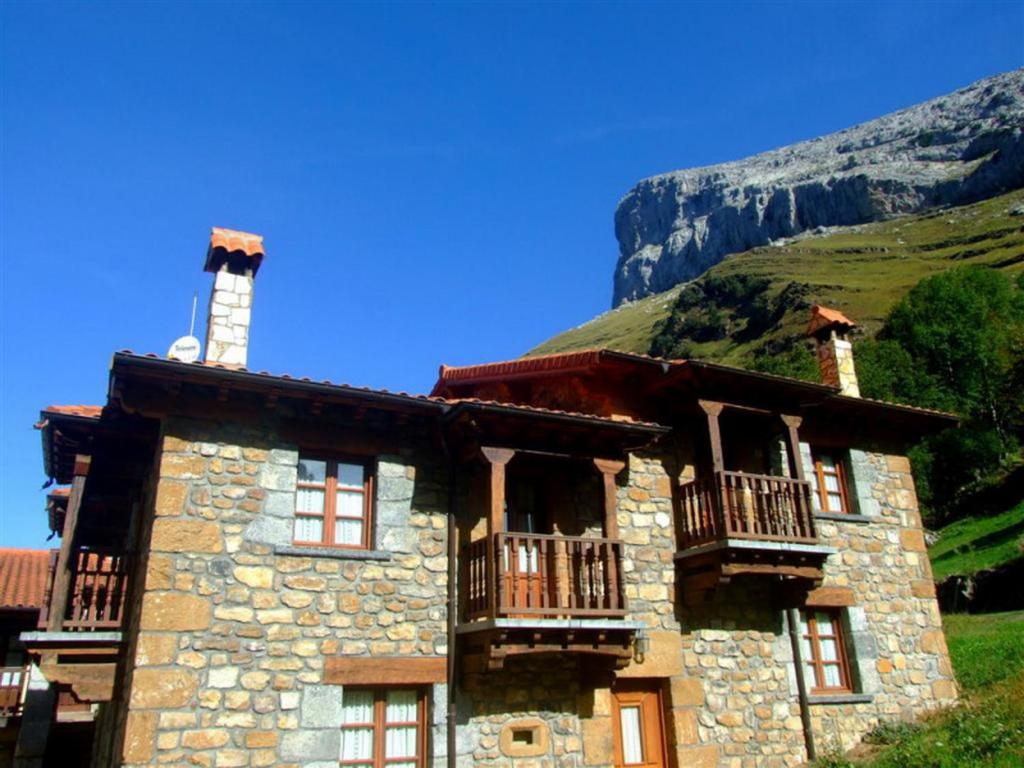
[[0, 666, 28, 717], [40, 547, 129, 632], [462, 532, 627, 621], [679, 470, 817, 549]]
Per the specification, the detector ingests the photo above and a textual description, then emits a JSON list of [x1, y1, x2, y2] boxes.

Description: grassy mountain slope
[[531, 188, 1024, 365]]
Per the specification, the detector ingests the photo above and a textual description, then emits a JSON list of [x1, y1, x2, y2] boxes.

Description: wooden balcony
[[679, 471, 817, 548], [458, 533, 637, 671], [676, 471, 832, 599], [0, 666, 28, 718], [40, 547, 129, 632], [22, 547, 129, 706]]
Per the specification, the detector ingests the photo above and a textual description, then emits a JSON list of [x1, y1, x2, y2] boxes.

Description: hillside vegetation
[[532, 188, 1024, 365]]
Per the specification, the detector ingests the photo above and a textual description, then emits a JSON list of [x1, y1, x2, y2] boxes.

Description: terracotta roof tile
[[0, 549, 51, 610], [205, 227, 265, 276], [432, 349, 684, 396], [808, 304, 857, 336], [115, 351, 664, 430], [42, 405, 102, 419]]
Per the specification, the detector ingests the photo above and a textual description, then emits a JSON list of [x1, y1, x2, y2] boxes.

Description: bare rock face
[[613, 68, 1024, 306]]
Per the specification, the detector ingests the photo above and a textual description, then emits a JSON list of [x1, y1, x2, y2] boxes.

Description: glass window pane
[[294, 516, 323, 542], [335, 518, 364, 546], [802, 638, 814, 660], [337, 490, 365, 519], [338, 462, 365, 488], [298, 458, 327, 484], [619, 705, 643, 764], [820, 638, 839, 662], [343, 689, 375, 722], [296, 487, 325, 514], [386, 690, 418, 722], [823, 664, 842, 688], [818, 454, 836, 471], [340, 727, 374, 761], [815, 612, 836, 635], [385, 726, 418, 758], [798, 612, 810, 635], [824, 475, 840, 493]]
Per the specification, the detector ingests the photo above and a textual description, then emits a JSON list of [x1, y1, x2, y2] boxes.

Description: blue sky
[[1, 1, 1021, 548]]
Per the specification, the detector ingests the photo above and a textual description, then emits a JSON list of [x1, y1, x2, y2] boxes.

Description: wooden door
[[612, 682, 667, 768]]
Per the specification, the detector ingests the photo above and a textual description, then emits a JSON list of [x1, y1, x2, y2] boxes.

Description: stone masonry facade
[[91, 413, 954, 768], [111, 417, 449, 767]]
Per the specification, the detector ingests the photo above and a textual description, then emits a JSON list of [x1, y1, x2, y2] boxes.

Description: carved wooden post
[[593, 458, 626, 611], [698, 401, 727, 535], [780, 414, 812, 537], [780, 414, 806, 481], [480, 447, 514, 620], [47, 454, 90, 632], [698, 401, 725, 474]]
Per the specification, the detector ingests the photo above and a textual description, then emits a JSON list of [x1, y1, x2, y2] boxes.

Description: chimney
[[807, 304, 860, 397], [203, 227, 265, 367]]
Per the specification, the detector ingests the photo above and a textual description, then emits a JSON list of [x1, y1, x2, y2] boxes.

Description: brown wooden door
[[503, 481, 547, 613], [612, 682, 667, 768]]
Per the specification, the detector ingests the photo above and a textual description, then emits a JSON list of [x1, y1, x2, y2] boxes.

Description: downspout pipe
[[785, 607, 816, 762], [441, 429, 458, 768]]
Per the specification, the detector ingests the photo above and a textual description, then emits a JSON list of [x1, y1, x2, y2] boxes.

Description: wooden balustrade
[[679, 470, 817, 549], [57, 548, 129, 631], [0, 666, 28, 717], [462, 532, 627, 621]]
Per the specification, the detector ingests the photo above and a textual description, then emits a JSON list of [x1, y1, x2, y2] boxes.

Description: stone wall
[[116, 417, 449, 767], [453, 451, 686, 768], [98, 414, 953, 768], [666, 448, 957, 767]]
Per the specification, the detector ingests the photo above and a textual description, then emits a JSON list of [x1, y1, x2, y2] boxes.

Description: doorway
[[611, 680, 668, 768]]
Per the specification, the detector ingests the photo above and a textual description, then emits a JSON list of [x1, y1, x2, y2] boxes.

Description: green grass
[[944, 611, 1024, 691], [929, 502, 1024, 580], [813, 612, 1024, 768], [530, 188, 1024, 363]]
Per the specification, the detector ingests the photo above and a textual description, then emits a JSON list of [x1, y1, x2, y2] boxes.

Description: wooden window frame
[[812, 450, 852, 514], [801, 608, 854, 695], [339, 686, 428, 768], [293, 455, 375, 550]]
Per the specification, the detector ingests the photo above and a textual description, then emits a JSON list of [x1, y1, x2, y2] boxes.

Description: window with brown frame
[[339, 687, 427, 768], [811, 450, 852, 514], [293, 456, 374, 549], [799, 609, 853, 694]]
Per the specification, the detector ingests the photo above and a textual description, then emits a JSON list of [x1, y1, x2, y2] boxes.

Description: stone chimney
[[807, 304, 860, 397], [203, 227, 265, 367]]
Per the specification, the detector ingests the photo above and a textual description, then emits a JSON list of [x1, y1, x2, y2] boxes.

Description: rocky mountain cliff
[[613, 68, 1024, 306]]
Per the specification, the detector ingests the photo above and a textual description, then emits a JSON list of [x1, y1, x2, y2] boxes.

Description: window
[[340, 688, 426, 768], [811, 450, 851, 514], [800, 609, 853, 694], [294, 456, 374, 549]]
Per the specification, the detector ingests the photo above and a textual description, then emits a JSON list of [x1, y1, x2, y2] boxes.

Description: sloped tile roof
[[0, 549, 51, 610], [42, 405, 102, 419], [808, 304, 857, 336]]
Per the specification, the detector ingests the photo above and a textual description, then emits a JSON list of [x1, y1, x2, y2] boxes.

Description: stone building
[[14, 229, 957, 767]]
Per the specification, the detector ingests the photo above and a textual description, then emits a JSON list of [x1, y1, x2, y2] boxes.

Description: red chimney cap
[[807, 304, 857, 338], [204, 227, 265, 276]]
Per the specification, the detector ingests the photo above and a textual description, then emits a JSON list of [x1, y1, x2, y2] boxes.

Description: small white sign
[[168, 335, 201, 363]]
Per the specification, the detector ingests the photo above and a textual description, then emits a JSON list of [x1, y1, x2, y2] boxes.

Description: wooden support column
[[47, 454, 90, 632], [480, 447, 514, 619], [593, 459, 626, 539], [698, 400, 725, 474], [780, 415, 806, 482]]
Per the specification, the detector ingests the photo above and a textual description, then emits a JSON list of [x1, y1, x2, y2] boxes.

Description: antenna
[[188, 291, 198, 337], [168, 290, 202, 363]]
